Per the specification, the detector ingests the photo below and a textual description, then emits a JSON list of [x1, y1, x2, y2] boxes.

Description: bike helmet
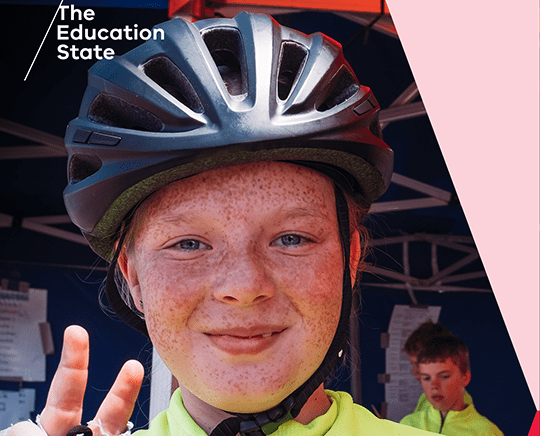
[[63, 12, 393, 436]]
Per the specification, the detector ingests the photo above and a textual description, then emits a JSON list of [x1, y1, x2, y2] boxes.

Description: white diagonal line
[[24, 0, 64, 81]]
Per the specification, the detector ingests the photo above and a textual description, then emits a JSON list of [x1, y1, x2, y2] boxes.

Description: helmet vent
[[143, 56, 204, 113], [68, 153, 102, 184], [88, 93, 164, 132], [202, 28, 247, 97], [317, 67, 359, 112], [277, 42, 308, 101]]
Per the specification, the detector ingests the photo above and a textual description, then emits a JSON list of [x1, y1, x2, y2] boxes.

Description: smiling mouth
[[210, 330, 283, 339], [204, 328, 287, 355], [205, 326, 287, 338]]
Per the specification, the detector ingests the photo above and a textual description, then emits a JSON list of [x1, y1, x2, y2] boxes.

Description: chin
[[174, 346, 323, 413], [204, 385, 291, 414], [192, 367, 304, 414]]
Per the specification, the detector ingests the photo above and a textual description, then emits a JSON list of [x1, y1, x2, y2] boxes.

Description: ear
[[462, 370, 471, 387], [117, 248, 144, 313], [349, 229, 361, 285]]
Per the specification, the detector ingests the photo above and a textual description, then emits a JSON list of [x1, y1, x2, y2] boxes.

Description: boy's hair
[[403, 321, 453, 356], [417, 335, 471, 374]]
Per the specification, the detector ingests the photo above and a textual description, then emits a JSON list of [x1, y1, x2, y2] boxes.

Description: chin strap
[[209, 185, 353, 436], [209, 398, 295, 436]]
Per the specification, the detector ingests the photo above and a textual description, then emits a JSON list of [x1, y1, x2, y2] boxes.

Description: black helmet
[[64, 12, 392, 261], [63, 12, 393, 436]]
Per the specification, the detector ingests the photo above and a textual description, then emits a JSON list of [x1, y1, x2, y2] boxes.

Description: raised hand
[[7, 325, 144, 436]]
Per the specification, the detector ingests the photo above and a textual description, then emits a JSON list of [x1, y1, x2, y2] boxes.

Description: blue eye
[[280, 234, 302, 246], [176, 239, 210, 251], [271, 233, 314, 249]]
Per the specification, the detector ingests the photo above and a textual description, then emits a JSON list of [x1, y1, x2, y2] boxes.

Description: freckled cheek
[[304, 287, 342, 351], [278, 250, 343, 340], [137, 261, 208, 348]]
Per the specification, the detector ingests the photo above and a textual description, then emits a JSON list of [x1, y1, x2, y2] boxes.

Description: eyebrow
[[155, 206, 333, 226], [419, 370, 452, 377], [277, 207, 334, 222], [158, 213, 197, 225]]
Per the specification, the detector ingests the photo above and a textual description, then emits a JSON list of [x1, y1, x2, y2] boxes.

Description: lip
[[431, 395, 444, 403], [204, 326, 287, 355]]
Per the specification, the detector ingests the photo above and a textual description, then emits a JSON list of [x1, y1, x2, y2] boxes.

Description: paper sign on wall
[[0, 288, 48, 382], [0, 389, 36, 430], [385, 304, 441, 421]]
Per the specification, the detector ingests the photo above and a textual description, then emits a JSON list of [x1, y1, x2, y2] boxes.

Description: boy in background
[[400, 336, 503, 435], [403, 321, 473, 413], [404, 321, 453, 381]]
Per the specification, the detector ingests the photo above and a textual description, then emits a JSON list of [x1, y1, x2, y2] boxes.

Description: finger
[[39, 325, 90, 436], [89, 360, 144, 436]]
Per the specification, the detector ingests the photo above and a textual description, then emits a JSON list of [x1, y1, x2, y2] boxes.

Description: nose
[[212, 246, 276, 306]]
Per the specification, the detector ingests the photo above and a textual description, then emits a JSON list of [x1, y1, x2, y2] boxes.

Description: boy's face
[[419, 358, 471, 414]]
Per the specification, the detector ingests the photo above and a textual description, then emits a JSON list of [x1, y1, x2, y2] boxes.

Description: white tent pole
[[390, 173, 454, 201], [426, 252, 479, 286], [150, 347, 173, 421], [0, 118, 66, 153], [365, 283, 492, 293], [379, 101, 426, 124], [0, 145, 66, 159], [22, 218, 87, 245], [0, 213, 87, 245], [370, 197, 449, 213]]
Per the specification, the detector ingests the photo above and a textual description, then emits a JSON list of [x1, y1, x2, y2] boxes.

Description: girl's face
[[120, 162, 358, 413]]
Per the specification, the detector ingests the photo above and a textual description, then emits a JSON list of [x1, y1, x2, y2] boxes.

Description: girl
[[7, 13, 429, 436]]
